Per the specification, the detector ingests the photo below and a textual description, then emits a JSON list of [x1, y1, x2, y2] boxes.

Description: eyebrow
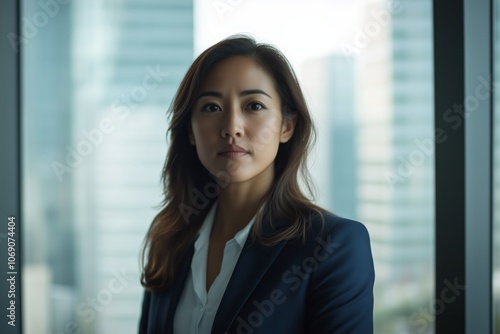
[[197, 89, 272, 100]]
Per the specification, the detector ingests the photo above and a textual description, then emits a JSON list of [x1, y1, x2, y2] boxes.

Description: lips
[[218, 144, 249, 158]]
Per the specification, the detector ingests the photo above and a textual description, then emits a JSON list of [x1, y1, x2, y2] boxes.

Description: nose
[[221, 105, 244, 139]]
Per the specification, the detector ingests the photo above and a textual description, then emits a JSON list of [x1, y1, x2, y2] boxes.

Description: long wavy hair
[[140, 35, 328, 292]]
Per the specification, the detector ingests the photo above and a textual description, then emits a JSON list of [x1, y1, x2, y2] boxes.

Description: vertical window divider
[[433, 0, 466, 333], [464, 0, 494, 333]]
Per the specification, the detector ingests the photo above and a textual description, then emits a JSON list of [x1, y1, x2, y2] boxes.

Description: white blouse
[[173, 201, 256, 334]]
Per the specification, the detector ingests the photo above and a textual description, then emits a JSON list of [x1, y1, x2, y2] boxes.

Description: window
[[22, 1, 194, 332]]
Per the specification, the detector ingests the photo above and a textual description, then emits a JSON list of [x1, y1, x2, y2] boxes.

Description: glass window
[[22, 0, 434, 333], [22, 1, 194, 333]]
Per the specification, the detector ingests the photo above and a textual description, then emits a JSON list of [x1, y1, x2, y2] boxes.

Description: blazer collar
[[162, 241, 194, 333], [211, 234, 287, 334], [161, 210, 289, 334], [212, 208, 289, 333]]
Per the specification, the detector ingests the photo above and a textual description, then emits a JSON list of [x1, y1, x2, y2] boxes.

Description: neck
[[212, 169, 274, 239]]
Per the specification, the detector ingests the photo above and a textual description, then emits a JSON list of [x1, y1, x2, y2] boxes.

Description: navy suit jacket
[[138, 211, 375, 334]]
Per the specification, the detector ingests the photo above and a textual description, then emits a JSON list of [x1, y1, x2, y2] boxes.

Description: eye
[[248, 102, 265, 111], [201, 103, 221, 112]]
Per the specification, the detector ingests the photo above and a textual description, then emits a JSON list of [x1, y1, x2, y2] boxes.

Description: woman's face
[[190, 56, 295, 184]]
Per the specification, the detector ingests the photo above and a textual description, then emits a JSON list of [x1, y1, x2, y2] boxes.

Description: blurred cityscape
[[301, 2, 433, 333], [22, 0, 193, 333]]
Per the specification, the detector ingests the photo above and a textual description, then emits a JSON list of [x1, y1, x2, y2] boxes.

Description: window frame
[[464, 0, 494, 333], [434, 0, 494, 333], [0, 0, 496, 333], [0, 1, 22, 334]]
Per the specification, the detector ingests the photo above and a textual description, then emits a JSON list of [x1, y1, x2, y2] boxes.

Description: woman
[[139, 35, 374, 334]]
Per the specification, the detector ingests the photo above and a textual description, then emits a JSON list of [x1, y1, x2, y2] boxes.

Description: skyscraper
[[300, 2, 433, 333], [300, 55, 357, 219], [23, 0, 194, 333], [354, 0, 434, 332], [71, 1, 194, 332]]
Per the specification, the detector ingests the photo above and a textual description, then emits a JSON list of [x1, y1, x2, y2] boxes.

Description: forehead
[[200, 56, 277, 93]]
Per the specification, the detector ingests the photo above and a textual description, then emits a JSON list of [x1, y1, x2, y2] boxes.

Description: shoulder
[[305, 210, 372, 247], [300, 211, 375, 332], [301, 210, 375, 292], [297, 210, 375, 281]]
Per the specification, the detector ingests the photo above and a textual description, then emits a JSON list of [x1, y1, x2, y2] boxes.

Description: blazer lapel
[[159, 241, 195, 333], [211, 214, 288, 334]]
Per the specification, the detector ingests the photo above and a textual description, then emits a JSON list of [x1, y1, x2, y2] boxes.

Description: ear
[[279, 115, 297, 143]]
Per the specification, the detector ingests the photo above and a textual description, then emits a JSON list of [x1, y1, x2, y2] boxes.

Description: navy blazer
[[138, 211, 375, 334]]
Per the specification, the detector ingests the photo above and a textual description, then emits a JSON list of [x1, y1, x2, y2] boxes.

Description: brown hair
[[140, 34, 327, 292]]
